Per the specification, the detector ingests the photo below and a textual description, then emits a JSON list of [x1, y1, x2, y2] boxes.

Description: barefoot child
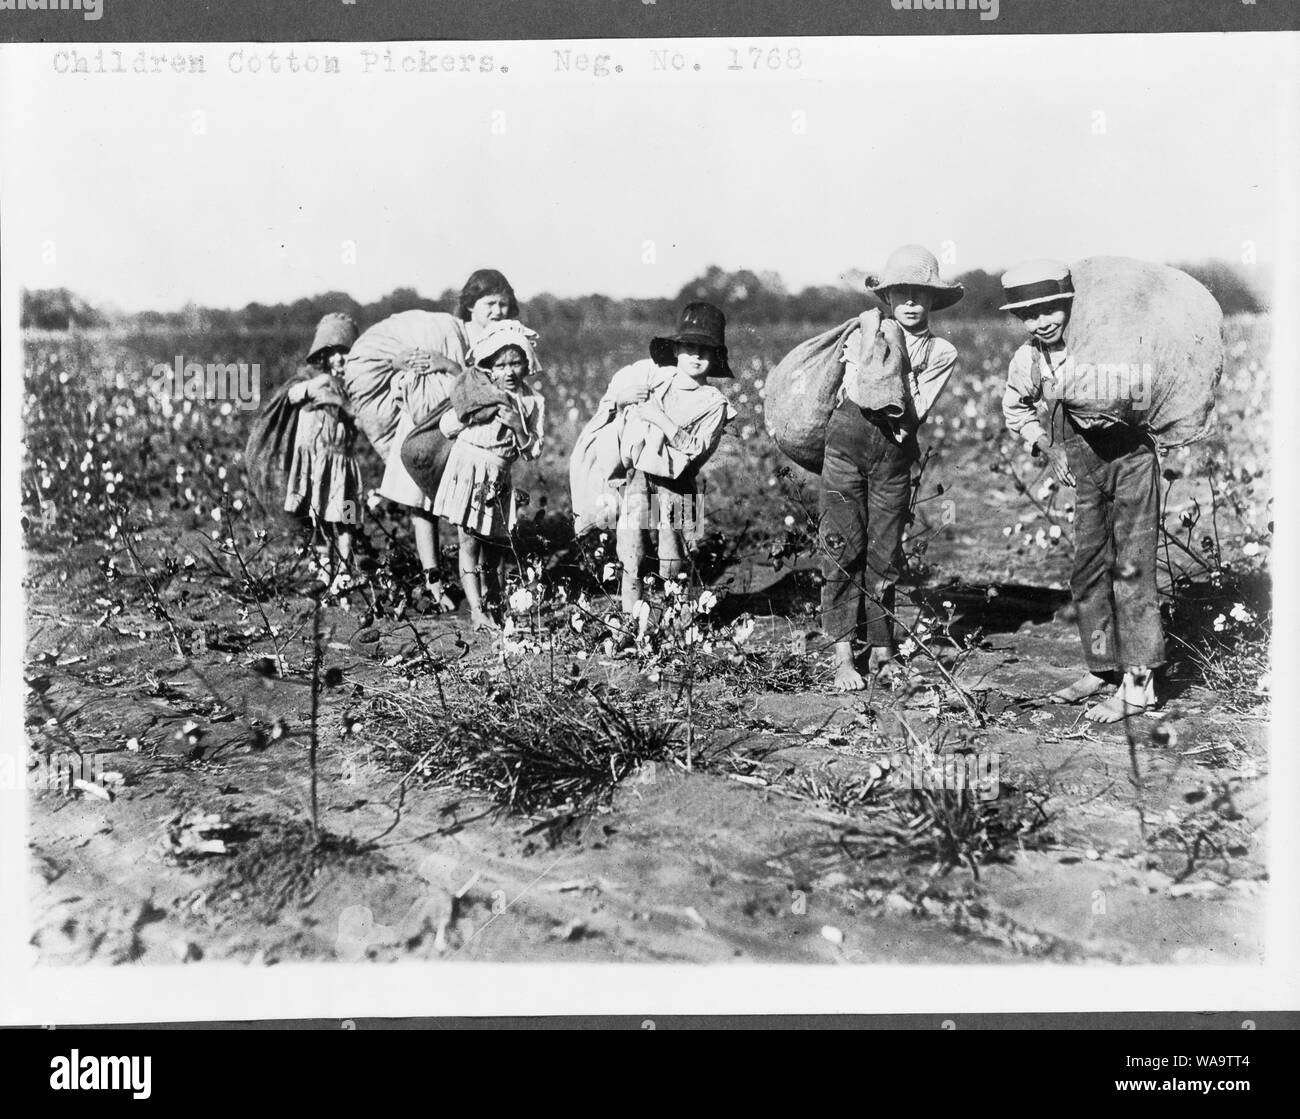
[[999, 260, 1164, 722], [819, 246, 962, 691], [432, 321, 545, 630], [349, 269, 518, 609], [573, 303, 736, 640], [283, 313, 363, 594]]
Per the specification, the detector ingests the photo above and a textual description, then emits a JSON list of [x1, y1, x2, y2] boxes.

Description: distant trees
[[21, 258, 1267, 335], [21, 288, 105, 330]]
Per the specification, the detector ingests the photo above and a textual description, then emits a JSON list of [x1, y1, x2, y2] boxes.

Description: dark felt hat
[[649, 301, 733, 378]]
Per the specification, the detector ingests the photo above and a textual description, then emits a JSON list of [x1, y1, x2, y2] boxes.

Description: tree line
[[22, 260, 1268, 333]]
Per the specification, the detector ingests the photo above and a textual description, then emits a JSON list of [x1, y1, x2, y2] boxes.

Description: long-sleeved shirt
[[592, 359, 736, 478], [837, 326, 958, 442], [439, 388, 545, 461], [1002, 340, 1070, 447]]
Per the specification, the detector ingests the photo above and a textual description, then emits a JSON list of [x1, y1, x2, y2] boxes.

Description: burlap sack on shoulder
[[1062, 257, 1224, 448], [763, 309, 901, 473], [398, 398, 455, 505], [243, 366, 313, 530]]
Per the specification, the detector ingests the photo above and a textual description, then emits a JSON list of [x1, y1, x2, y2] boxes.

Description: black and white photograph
[[1, 21, 1296, 1025]]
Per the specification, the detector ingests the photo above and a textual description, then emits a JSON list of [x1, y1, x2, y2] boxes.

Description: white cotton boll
[[508, 588, 535, 613]]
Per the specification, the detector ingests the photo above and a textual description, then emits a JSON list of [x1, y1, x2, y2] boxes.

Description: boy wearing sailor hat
[[1000, 259, 1165, 723]]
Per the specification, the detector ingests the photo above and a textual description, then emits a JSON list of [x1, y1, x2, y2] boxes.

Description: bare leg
[[412, 510, 454, 610], [335, 527, 354, 569], [327, 527, 356, 594], [1085, 667, 1155, 723], [458, 532, 499, 631], [615, 527, 645, 645], [412, 510, 441, 573], [311, 519, 332, 586], [658, 526, 686, 585]]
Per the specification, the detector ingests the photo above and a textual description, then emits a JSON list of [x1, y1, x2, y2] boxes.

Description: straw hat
[[867, 245, 964, 311], [999, 260, 1075, 312]]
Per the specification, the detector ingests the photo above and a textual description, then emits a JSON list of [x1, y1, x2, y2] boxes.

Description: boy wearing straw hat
[[1000, 259, 1164, 723], [820, 245, 962, 691]]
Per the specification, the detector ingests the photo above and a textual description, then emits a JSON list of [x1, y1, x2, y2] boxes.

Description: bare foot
[[830, 641, 865, 691], [833, 662, 867, 692], [1084, 673, 1155, 723], [424, 579, 456, 613], [867, 646, 896, 680], [1050, 672, 1111, 704], [469, 610, 501, 632]]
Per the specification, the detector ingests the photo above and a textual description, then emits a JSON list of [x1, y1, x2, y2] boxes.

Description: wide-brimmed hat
[[999, 259, 1075, 312], [868, 245, 964, 311], [307, 313, 360, 363], [649, 301, 733, 378], [471, 319, 542, 375]]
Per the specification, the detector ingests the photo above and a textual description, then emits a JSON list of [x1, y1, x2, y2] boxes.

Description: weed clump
[[378, 669, 681, 818]]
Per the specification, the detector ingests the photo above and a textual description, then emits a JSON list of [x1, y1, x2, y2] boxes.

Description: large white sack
[[1061, 256, 1224, 448], [342, 310, 470, 457]]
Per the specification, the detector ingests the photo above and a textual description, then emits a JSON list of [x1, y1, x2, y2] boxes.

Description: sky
[[0, 32, 1292, 312]]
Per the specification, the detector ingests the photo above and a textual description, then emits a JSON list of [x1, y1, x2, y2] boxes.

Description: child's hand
[[615, 385, 651, 408], [1037, 440, 1076, 487], [637, 401, 671, 429]]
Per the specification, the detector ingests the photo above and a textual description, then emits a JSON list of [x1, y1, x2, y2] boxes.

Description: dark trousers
[[1062, 414, 1166, 672], [819, 402, 916, 648]]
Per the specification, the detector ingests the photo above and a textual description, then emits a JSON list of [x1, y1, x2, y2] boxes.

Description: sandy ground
[[25, 541, 1267, 969]]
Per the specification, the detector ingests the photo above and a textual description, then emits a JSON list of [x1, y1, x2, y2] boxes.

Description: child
[[999, 259, 1164, 722], [351, 268, 518, 610], [820, 245, 962, 691], [283, 313, 363, 594], [431, 321, 545, 630], [578, 302, 736, 640]]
